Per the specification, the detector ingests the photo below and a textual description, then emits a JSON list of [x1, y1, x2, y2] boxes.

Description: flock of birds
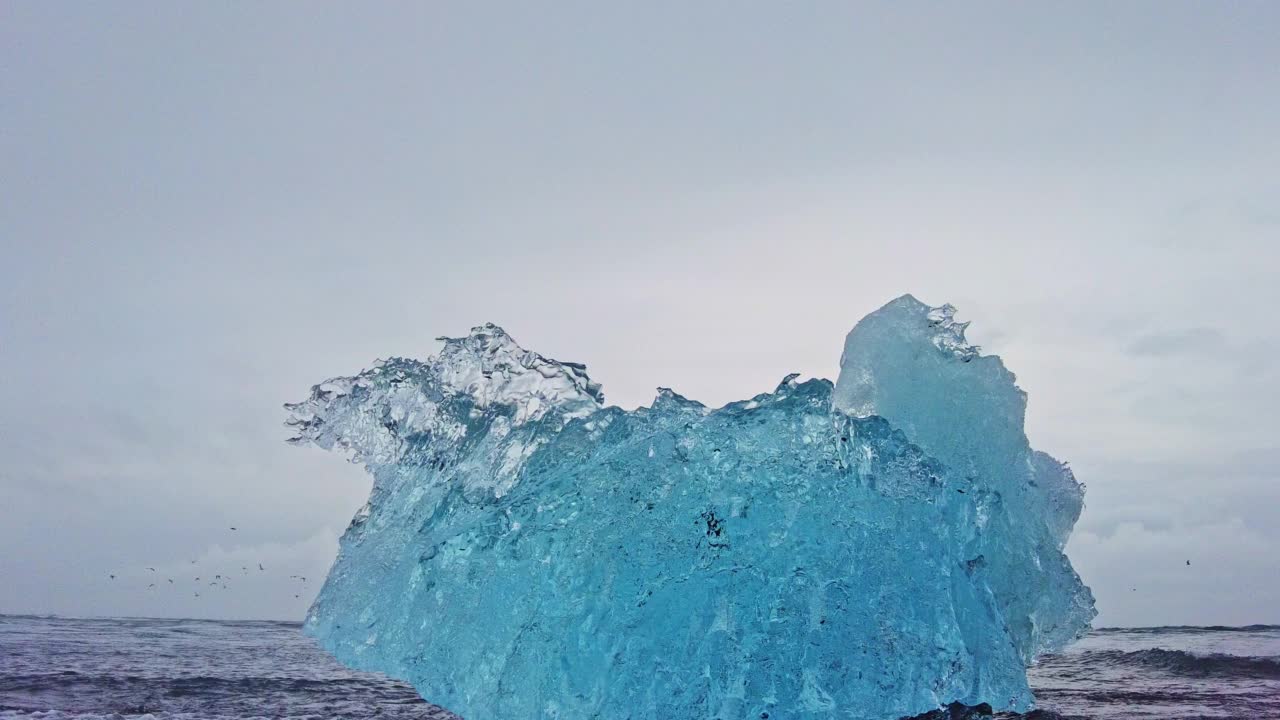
[[107, 527, 312, 600], [111, 528, 1195, 599]]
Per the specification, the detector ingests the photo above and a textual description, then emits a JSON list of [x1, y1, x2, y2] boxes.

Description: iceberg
[[285, 295, 1095, 720]]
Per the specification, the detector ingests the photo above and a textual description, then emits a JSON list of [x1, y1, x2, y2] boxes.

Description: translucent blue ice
[[285, 296, 1095, 720]]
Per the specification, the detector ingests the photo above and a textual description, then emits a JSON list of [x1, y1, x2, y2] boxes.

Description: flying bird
[[258, 563, 264, 571], [146, 567, 156, 572], [167, 579, 173, 584], [148, 583, 155, 589], [1186, 560, 1191, 566], [109, 574, 116, 580]]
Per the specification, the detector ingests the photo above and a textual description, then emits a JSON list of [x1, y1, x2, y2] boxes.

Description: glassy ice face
[[286, 296, 1094, 720]]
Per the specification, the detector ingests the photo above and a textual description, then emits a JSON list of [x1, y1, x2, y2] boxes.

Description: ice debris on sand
[[286, 295, 1095, 720]]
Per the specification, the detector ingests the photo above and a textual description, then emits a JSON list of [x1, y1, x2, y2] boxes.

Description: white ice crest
[[925, 303, 980, 361], [284, 324, 603, 467], [434, 323, 603, 424]]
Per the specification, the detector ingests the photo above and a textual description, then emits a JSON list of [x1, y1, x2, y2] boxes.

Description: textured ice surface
[[286, 296, 1095, 720]]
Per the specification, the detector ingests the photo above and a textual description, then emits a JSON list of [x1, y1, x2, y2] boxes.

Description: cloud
[[1127, 327, 1224, 357], [2, 2, 1279, 626], [1070, 516, 1278, 627]]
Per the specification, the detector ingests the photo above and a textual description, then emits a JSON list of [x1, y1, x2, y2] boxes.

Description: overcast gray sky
[[2, 2, 1277, 627]]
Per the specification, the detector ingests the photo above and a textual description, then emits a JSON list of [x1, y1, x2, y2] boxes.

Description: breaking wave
[[1093, 624, 1280, 633], [1083, 648, 1280, 679]]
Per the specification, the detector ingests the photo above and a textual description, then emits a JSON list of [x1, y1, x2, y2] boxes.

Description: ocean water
[[0, 615, 1276, 720]]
